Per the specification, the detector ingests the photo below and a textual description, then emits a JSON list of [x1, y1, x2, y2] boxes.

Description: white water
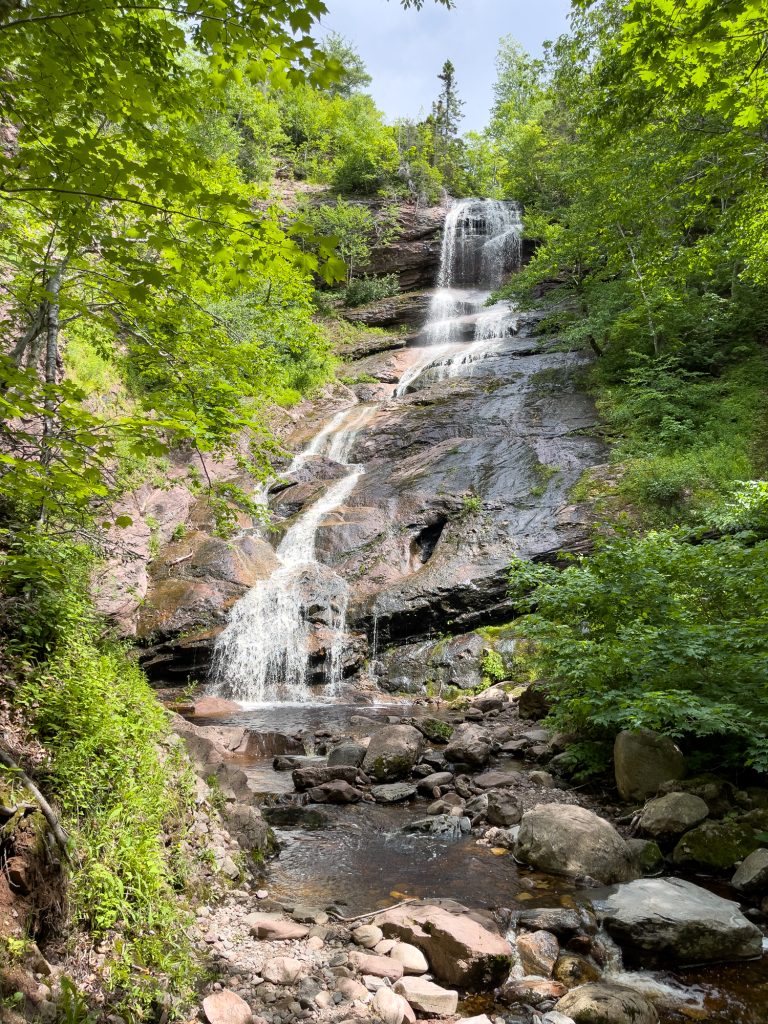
[[212, 198, 523, 703]]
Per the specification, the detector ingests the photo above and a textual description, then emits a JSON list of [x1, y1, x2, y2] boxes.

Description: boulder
[[625, 838, 664, 876], [732, 848, 768, 895], [202, 990, 253, 1024], [444, 723, 493, 767], [416, 771, 454, 792], [371, 986, 415, 1024], [515, 804, 637, 884], [614, 730, 685, 802], [671, 819, 759, 872], [637, 792, 708, 837], [553, 953, 601, 988], [599, 877, 763, 964], [517, 930, 560, 977], [328, 741, 366, 767], [363, 725, 424, 781], [518, 681, 552, 720], [499, 977, 567, 1006], [348, 951, 404, 980], [555, 983, 658, 1024], [517, 908, 591, 938], [487, 789, 522, 827], [371, 783, 417, 804], [292, 765, 363, 791], [375, 903, 512, 987], [393, 977, 458, 1016], [473, 770, 518, 789], [413, 717, 454, 744], [388, 941, 429, 974], [353, 924, 385, 949], [306, 780, 363, 804], [262, 956, 302, 985]]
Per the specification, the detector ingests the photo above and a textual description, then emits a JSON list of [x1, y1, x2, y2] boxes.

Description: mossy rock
[[415, 718, 454, 744], [672, 820, 760, 872]]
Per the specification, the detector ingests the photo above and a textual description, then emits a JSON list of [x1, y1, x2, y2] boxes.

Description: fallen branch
[[0, 746, 73, 864], [326, 898, 418, 924]]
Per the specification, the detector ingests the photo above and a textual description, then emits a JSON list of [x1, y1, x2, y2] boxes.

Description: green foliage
[[508, 530, 768, 772], [481, 649, 506, 684], [460, 493, 482, 516], [344, 274, 401, 307]]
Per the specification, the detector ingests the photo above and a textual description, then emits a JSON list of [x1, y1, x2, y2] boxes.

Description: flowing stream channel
[[201, 199, 768, 1023]]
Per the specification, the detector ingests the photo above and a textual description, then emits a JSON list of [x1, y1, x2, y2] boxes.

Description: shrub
[[508, 530, 768, 772], [343, 273, 400, 308]]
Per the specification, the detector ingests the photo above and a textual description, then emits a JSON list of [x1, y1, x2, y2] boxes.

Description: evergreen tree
[[431, 58, 464, 187]]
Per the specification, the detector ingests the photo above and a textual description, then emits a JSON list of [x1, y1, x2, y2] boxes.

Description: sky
[[319, 0, 572, 132]]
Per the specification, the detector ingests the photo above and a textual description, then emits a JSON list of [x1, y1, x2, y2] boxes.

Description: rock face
[[614, 730, 686, 802], [362, 725, 424, 781], [599, 877, 763, 964], [637, 792, 709, 837], [375, 903, 512, 987], [515, 804, 637, 884], [444, 724, 493, 767], [555, 983, 658, 1024]]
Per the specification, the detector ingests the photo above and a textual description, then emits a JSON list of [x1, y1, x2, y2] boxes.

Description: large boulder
[[363, 725, 424, 781], [393, 978, 458, 1016], [732, 848, 768, 895], [444, 723, 493, 767], [637, 792, 708, 838], [671, 820, 759, 872], [375, 903, 512, 988], [518, 681, 552, 720], [555, 983, 658, 1024], [599, 877, 763, 965], [614, 730, 685, 802], [515, 804, 637, 884]]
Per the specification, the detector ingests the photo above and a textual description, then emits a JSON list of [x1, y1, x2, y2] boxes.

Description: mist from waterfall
[[211, 197, 522, 704]]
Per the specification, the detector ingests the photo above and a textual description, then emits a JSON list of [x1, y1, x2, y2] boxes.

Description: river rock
[[671, 819, 759, 872], [473, 769, 518, 789], [328, 741, 367, 767], [292, 765, 363, 791], [262, 956, 302, 985], [371, 783, 417, 803], [464, 792, 489, 822], [412, 717, 454, 743], [555, 983, 658, 1024], [306, 780, 363, 804], [416, 771, 454, 792], [553, 953, 601, 987], [336, 977, 370, 1002], [638, 792, 708, 837], [371, 986, 415, 1024], [202, 990, 253, 1024], [245, 913, 309, 941], [625, 838, 664, 875], [362, 724, 424, 781], [349, 951, 404, 980], [614, 730, 685, 802], [499, 977, 567, 1006], [388, 941, 429, 974], [353, 925, 384, 949], [376, 903, 512, 987], [487, 789, 522, 826], [599, 877, 763, 964], [732, 848, 768, 895], [517, 908, 592, 937], [517, 930, 560, 977], [393, 977, 458, 1015], [518, 681, 552, 720], [444, 723, 493, 767], [515, 804, 637, 884]]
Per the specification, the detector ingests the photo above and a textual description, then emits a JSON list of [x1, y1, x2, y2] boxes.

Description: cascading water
[[211, 197, 522, 703]]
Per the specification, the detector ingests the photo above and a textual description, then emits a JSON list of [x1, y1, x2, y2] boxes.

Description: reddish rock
[[499, 977, 567, 1007], [245, 913, 309, 941], [517, 930, 560, 978], [348, 950, 404, 980], [202, 990, 253, 1024]]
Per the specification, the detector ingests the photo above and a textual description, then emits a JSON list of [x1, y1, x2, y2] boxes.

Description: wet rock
[[306, 780, 363, 804], [413, 717, 454, 744], [555, 983, 658, 1024], [416, 771, 454, 792], [393, 977, 458, 1016], [262, 957, 302, 985], [625, 838, 664, 876], [515, 804, 637, 884], [518, 681, 552, 720], [353, 925, 385, 949], [292, 765, 364, 791], [203, 990, 253, 1024], [245, 914, 309, 941], [404, 813, 470, 838], [499, 977, 567, 1007], [389, 941, 429, 974], [516, 908, 591, 938], [328, 741, 367, 767], [638, 792, 708, 837], [444, 723, 493, 767], [376, 902, 512, 987], [732, 848, 768, 895], [671, 819, 759, 872], [362, 724, 424, 781], [517, 930, 560, 977], [599, 877, 763, 964], [553, 953, 601, 988], [371, 986, 415, 1024], [487, 790, 523, 827], [464, 792, 489, 822], [348, 951, 404, 980], [614, 730, 685, 802], [371, 783, 417, 804]]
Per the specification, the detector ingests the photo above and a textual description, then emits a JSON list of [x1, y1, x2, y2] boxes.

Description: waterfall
[[211, 197, 523, 704]]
